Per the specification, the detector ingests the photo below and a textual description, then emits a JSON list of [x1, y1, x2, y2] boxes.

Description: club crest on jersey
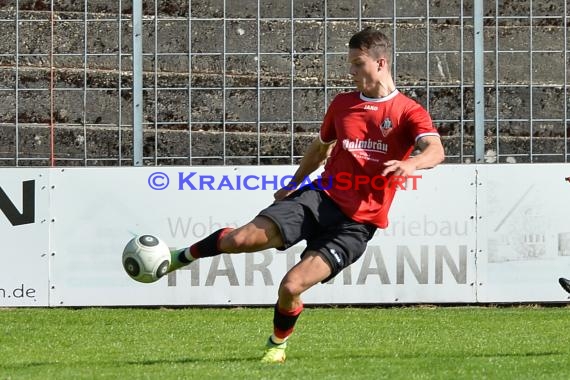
[[380, 118, 393, 137]]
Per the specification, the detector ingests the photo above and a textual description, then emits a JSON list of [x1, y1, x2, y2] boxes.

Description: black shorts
[[258, 186, 376, 282]]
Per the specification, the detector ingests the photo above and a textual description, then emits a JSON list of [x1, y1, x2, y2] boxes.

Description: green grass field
[[0, 306, 569, 379]]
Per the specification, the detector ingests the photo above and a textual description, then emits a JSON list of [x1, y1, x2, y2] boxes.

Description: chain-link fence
[[0, 0, 568, 166]]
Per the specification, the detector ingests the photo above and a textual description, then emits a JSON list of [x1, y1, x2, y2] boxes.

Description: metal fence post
[[132, 0, 143, 166], [473, 0, 485, 163]]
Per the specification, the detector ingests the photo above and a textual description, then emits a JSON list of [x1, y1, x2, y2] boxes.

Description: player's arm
[[274, 137, 334, 200], [382, 135, 445, 177]]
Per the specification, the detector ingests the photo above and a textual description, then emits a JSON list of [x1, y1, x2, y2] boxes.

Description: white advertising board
[[49, 166, 280, 306], [476, 164, 570, 303], [2, 164, 568, 307], [0, 169, 50, 306], [49, 165, 476, 306]]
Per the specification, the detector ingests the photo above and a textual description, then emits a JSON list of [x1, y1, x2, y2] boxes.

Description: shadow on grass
[[124, 355, 262, 366], [294, 350, 566, 361], [0, 355, 263, 371], [430, 351, 564, 359]]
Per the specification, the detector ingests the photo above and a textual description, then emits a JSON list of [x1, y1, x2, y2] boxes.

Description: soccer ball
[[122, 234, 171, 283]]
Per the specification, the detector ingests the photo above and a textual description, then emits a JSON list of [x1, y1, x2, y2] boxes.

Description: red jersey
[[319, 90, 439, 228]]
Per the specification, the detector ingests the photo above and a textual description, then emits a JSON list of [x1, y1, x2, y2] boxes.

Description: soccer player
[[559, 277, 570, 293], [168, 28, 445, 363]]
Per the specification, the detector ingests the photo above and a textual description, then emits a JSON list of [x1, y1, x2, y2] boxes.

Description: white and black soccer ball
[[122, 234, 171, 283]]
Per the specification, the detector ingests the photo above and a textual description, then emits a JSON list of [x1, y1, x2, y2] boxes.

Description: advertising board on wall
[[47, 166, 477, 306], [476, 164, 570, 302], [1, 164, 569, 306], [0, 170, 49, 306]]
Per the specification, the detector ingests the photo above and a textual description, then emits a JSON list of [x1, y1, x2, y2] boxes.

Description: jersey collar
[[359, 89, 399, 103]]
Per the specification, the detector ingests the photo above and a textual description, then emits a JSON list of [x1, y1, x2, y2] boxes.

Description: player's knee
[[278, 278, 303, 300]]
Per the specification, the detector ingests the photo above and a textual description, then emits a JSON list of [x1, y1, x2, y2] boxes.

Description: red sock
[[272, 303, 304, 340], [189, 228, 233, 259]]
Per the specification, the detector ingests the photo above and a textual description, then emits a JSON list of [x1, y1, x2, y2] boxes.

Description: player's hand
[[381, 160, 417, 177], [274, 186, 296, 201]]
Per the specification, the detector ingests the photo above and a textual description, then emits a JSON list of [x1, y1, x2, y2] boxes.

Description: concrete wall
[[0, 0, 568, 165]]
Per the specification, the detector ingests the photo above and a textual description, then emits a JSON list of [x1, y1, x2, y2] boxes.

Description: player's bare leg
[[218, 216, 284, 253], [168, 216, 283, 272], [262, 251, 332, 364]]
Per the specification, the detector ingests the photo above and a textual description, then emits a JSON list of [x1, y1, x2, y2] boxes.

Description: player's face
[[348, 48, 381, 94]]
